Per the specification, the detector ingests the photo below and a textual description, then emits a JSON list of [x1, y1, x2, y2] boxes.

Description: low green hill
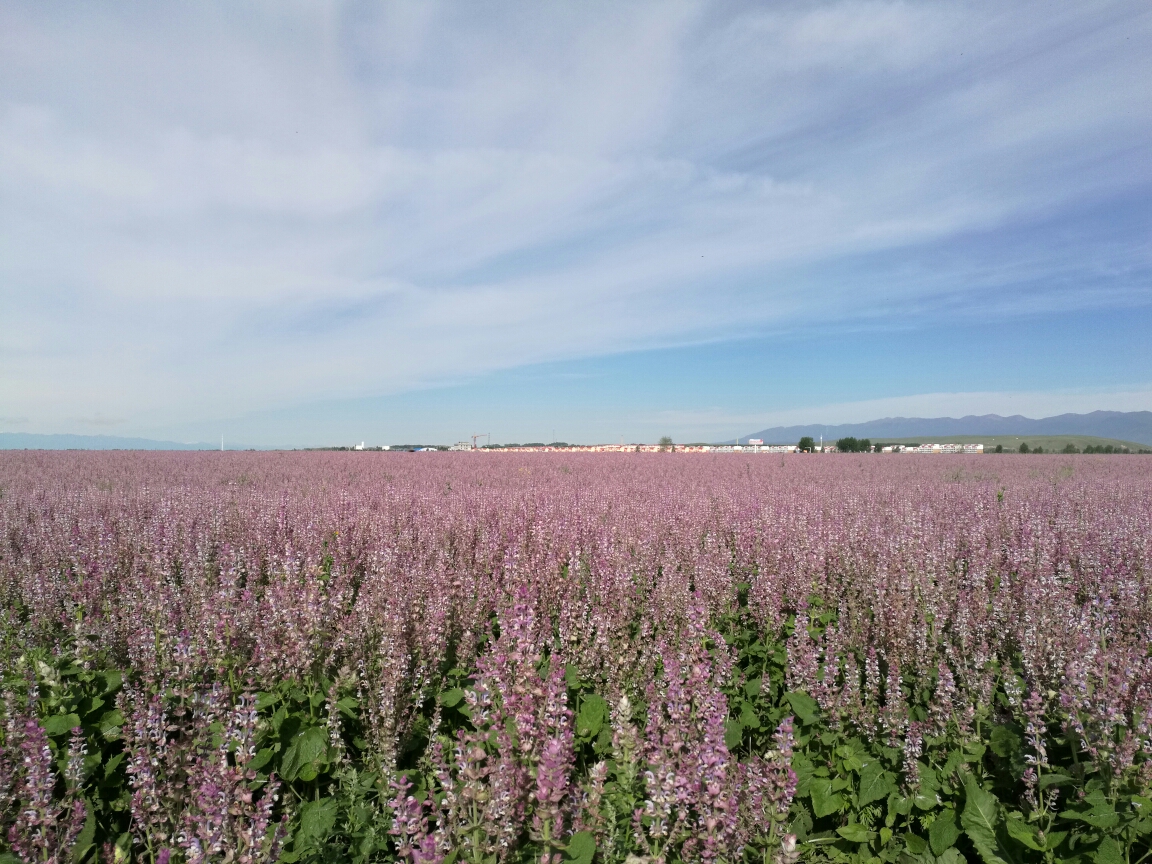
[[876, 434, 1151, 453]]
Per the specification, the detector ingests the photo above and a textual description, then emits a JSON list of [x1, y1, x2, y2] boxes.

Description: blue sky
[[2, 1, 1150, 445]]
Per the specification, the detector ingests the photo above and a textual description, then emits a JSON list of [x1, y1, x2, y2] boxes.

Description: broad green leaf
[[914, 789, 942, 811], [793, 755, 815, 798], [255, 691, 278, 710], [724, 719, 744, 750], [739, 699, 761, 729], [1093, 838, 1123, 864], [838, 824, 876, 843], [842, 754, 865, 772], [938, 849, 967, 864], [930, 811, 962, 855], [745, 677, 762, 698], [0, 853, 25, 864], [98, 709, 124, 739], [1038, 773, 1072, 790], [810, 777, 844, 818], [247, 747, 275, 773], [103, 751, 125, 779], [1060, 809, 1119, 829], [100, 669, 122, 694], [298, 798, 338, 841], [564, 664, 582, 690], [890, 792, 913, 816], [1082, 790, 1111, 811], [565, 831, 596, 864], [281, 726, 328, 781], [961, 773, 1010, 864], [576, 695, 608, 738], [785, 691, 820, 725], [71, 800, 96, 863], [989, 725, 1022, 758], [859, 762, 897, 807], [904, 833, 929, 854], [438, 688, 465, 708], [963, 743, 987, 762], [43, 713, 81, 736], [1003, 816, 1043, 851]]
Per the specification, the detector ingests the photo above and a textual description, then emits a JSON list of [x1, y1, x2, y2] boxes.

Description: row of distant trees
[[796, 436, 874, 452], [792, 438, 1148, 454]]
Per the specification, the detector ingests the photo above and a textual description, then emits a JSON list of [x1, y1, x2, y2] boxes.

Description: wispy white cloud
[[1, 1, 1150, 435]]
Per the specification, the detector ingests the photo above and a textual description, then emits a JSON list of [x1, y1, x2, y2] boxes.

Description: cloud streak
[[1, 1, 1150, 436]]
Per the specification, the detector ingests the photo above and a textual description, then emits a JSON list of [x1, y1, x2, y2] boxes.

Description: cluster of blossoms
[[1, 450, 1151, 861]]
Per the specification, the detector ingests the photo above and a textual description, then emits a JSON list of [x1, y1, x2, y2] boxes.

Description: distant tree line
[[1002, 443, 1150, 454]]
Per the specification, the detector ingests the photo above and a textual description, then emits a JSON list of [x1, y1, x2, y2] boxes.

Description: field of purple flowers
[[1, 452, 1150, 864]]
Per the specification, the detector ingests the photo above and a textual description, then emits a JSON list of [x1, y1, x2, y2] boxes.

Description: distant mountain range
[[0, 433, 226, 450], [741, 410, 1152, 446]]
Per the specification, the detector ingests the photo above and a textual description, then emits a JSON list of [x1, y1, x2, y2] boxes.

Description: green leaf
[[859, 762, 897, 807], [564, 664, 583, 690], [1038, 773, 1072, 790], [785, 691, 819, 725], [576, 695, 607, 738], [103, 751, 125, 780], [1060, 808, 1119, 829], [280, 726, 328, 781], [724, 719, 744, 750], [739, 699, 761, 729], [989, 725, 1022, 758], [963, 742, 987, 762], [565, 831, 596, 864], [930, 811, 962, 855], [42, 713, 81, 736], [71, 800, 96, 863], [811, 777, 845, 818], [793, 755, 815, 798], [247, 747, 275, 773], [298, 798, 338, 842], [100, 669, 122, 694], [937, 849, 966, 864], [838, 824, 876, 843], [255, 691, 278, 710], [98, 709, 124, 739], [1003, 816, 1043, 851], [438, 688, 465, 708], [745, 677, 762, 698], [904, 833, 928, 855], [890, 792, 913, 816], [1094, 838, 1123, 864], [961, 773, 1010, 864], [0, 853, 25, 864]]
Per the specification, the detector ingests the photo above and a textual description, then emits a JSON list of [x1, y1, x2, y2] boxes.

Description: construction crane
[[471, 433, 491, 450]]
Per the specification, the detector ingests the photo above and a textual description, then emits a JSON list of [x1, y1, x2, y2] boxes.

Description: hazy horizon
[[3, 2, 1151, 446]]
